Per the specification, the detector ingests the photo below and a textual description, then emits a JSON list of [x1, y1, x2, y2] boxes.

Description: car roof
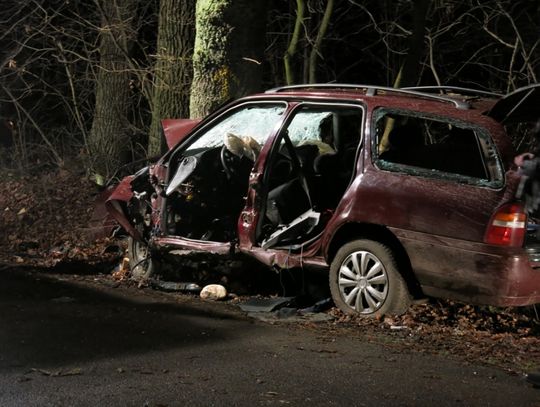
[[241, 84, 517, 166], [247, 84, 501, 119]]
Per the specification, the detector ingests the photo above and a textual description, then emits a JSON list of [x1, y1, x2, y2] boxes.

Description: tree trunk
[[87, 0, 136, 183], [308, 0, 334, 84], [284, 0, 305, 85], [148, 0, 196, 156], [395, 0, 429, 88], [190, 0, 268, 119], [380, 0, 429, 153]]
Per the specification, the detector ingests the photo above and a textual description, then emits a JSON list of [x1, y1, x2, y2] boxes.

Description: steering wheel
[[220, 145, 241, 179]]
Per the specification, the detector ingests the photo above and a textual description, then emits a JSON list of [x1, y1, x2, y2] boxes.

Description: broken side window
[[373, 110, 504, 187]]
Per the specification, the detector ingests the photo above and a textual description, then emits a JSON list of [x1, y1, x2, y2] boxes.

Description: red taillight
[[485, 203, 526, 247]]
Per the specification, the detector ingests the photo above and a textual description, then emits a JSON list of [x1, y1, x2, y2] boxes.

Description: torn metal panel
[[104, 175, 142, 241], [153, 236, 234, 255], [87, 185, 119, 239]]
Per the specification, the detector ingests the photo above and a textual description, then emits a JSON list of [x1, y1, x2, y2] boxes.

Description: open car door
[[238, 104, 364, 269], [153, 103, 288, 254]]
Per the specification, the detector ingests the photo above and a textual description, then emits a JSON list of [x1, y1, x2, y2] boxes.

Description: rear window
[[372, 110, 504, 188]]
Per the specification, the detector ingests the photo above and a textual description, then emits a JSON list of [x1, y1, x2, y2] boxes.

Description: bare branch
[[0, 82, 62, 165]]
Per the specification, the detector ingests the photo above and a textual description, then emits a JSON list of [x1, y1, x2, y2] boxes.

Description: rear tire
[[128, 237, 159, 281], [329, 239, 411, 316]]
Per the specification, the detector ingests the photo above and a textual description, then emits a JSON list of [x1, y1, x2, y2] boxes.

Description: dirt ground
[[0, 168, 539, 377]]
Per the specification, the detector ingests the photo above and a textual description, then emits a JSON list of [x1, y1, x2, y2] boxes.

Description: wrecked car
[[106, 84, 540, 316]]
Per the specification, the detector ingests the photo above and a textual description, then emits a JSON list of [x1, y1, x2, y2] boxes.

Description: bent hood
[[162, 118, 202, 150]]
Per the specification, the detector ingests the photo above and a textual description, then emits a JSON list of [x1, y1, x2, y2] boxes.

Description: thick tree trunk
[[87, 0, 136, 182], [148, 0, 196, 156], [190, 0, 268, 119]]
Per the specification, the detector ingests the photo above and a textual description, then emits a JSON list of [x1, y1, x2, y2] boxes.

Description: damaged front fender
[[105, 175, 143, 241]]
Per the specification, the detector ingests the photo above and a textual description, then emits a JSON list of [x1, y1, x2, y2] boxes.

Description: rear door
[[238, 102, 364, 268], [354, 108, 514, 293], [369, 108, 507, 241]]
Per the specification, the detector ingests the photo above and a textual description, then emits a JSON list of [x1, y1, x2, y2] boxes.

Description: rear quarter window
[[372, 110, 504, 188]]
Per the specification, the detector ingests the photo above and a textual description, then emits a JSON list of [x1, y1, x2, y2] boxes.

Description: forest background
[[0, 0, 538, 183], [0, 3, 539, 365]]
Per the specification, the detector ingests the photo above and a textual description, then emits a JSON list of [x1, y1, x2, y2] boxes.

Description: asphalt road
[[0, 267, 538, 407]]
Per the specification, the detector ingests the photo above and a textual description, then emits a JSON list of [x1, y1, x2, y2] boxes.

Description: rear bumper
[[420, 254, 540, 307], [391, 228, 540, 307]]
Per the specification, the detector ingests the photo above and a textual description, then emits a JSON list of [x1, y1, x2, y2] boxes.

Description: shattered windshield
[[186, 104, 286, 152]]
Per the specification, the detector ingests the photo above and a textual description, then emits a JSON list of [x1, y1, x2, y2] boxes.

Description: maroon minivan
[[106, 84, 540, 315]]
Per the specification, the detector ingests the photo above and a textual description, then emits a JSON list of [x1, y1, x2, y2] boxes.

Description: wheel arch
[[326, 222, 423, 298]]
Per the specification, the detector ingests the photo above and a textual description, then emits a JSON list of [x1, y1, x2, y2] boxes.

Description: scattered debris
[[298, 298, 332, 314], [238, 297, 294, 313], [152, 280, 201, 293], [29, 367, 82, 377], [239, 296, 334, 323], [112, 257, 130, 281], [200, 284, 227, 300], [248, 311, 334, 323]]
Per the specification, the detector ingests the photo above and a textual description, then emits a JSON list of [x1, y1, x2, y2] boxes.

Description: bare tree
[[0, 0, 91, 169], [87, 0, 138, 183], [394, 0, 429, 87], [1, 0, 539, 176], [147, 0, 196, 156]]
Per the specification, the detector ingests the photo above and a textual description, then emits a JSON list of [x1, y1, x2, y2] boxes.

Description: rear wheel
[[128, 237, 159, 281], [329, 239, 411, 316]]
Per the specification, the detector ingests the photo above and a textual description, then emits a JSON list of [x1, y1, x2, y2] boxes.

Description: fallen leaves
[[0, 169, 120, 267], [111, 257, 131, 281], [327, 300, 540, 372]]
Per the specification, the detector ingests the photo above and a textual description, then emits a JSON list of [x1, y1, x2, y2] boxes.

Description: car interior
[[159, 105, 363, 249], [258, 107, 363, 249]]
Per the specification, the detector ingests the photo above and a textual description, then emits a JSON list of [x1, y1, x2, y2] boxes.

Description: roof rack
[[265, 83, 471, 109], [402, 86, 502, 98]]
